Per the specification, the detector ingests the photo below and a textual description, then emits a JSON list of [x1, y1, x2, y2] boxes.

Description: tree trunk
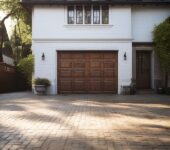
[[0, 25, 4, 62]]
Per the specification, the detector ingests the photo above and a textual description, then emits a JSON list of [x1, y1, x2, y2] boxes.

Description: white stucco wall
[[32, 6, 132, 40], [132, 6, 170, 42]]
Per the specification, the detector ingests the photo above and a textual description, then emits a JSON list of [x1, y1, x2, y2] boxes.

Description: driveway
[[0, 92, 170, 150]]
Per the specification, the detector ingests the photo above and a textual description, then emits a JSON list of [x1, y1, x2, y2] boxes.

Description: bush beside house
[[17, 54, 34, 89], [153, 16, 170, 94]]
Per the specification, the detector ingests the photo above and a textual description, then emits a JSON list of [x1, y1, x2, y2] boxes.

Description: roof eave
[[21, 1, 170, 6]]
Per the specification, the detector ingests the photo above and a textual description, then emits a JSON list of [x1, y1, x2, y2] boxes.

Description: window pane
[[68, 6, 74, 24], [102, 6, 109, 24], [85, 6, 91, 24], [76, 6, 83, 24], [93, 6, 100, 24]]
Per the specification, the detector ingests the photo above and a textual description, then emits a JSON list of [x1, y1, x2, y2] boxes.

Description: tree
[[153, 17, 170, 88], [11, 18, 32, 63], [0, 0, 31, 62]]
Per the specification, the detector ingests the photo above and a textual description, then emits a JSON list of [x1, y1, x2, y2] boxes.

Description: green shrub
[[17, 54, 34, 87], [153, 16, 170, 88], [33, 78, 51, 87]]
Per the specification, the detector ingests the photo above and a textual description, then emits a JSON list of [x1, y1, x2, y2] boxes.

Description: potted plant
[[33, 78, 51, 95]]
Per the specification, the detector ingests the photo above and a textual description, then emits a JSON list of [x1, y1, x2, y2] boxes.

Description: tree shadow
[[46, 100, 170, 120], [0, 92, 170, 149], [0, 104, 26, 111], [52, 94, 170, 104], [141, 124, 170, 130]]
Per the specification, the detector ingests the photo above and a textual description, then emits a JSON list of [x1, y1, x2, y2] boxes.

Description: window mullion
[[74, 5, 76, 24], [100, 5, 102, 24], [83, 5, 84, 24], [92, 5, 93, 25]]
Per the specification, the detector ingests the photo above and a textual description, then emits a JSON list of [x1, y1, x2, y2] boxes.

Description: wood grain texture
[[136, 51, 151, 89], [58, 51, 118, 93]]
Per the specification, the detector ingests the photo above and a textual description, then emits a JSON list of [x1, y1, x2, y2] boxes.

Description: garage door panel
[[58, 51, 117, 94], [90, 61, 102, 68], [103, 69, 115, 77], [89, 69, 102, 77], [59, 69, 72, 77], [103, 54, 116, 59], [73, 62, 86, 68], [89, 53, 102, 59], [73, 80, 87, 92], [73, 69, 86, 77], [59, 53, 72, 59], [72, 53, 86, 59], [59, 61, 72, 68], [103, 62, 115, 68], [89, 79, 102, 92], [103, 80, 116, 92], [59, 80, 72, 92]]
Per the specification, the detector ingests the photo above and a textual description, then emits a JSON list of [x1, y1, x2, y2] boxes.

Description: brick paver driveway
[[0, 92, 170, 150]]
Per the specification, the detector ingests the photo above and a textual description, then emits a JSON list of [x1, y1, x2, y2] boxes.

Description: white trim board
[[32, 38, 133, 43]]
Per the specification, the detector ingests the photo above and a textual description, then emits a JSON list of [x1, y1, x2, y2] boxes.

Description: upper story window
[[85, 6, 91, 24], [93, 6, 100, 24], [102, 6, 109, 24], [67, 5, 109, 25], [76, 6, 83, 24], [68, 6, 74, 24]]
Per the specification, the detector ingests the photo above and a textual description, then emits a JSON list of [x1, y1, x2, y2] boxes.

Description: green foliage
[[0, 0, 29, 21], [18, 21, 32, 45], [153, 17, 170, 73], [33, 78, 51, 87], [0, 0, 32, 63], [11, 19, 32, 63], [17, 54, 34, 87]]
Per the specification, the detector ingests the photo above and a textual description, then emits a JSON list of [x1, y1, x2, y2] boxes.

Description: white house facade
[[22, 0, 170, 94]]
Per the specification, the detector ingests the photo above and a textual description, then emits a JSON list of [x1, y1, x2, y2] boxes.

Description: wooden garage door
[[58, 51, 118, 94]]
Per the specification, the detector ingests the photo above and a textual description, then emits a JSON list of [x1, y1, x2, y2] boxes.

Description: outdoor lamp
[[124, 52, 127, 60], [42, 53, 45, 61]]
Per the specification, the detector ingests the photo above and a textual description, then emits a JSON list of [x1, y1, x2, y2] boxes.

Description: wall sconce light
[[124, 52, 127, 60], [42, 53, 45, 61]]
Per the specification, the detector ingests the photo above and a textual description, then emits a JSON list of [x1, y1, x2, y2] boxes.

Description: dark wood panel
[[136, 51, 151, 89], [0, 63, 18, 93], [58, 51, 118, 94]]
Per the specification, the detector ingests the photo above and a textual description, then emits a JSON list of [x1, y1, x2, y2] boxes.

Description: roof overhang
[[21, 0, 170, 6], [20, 0, 170, 12]]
